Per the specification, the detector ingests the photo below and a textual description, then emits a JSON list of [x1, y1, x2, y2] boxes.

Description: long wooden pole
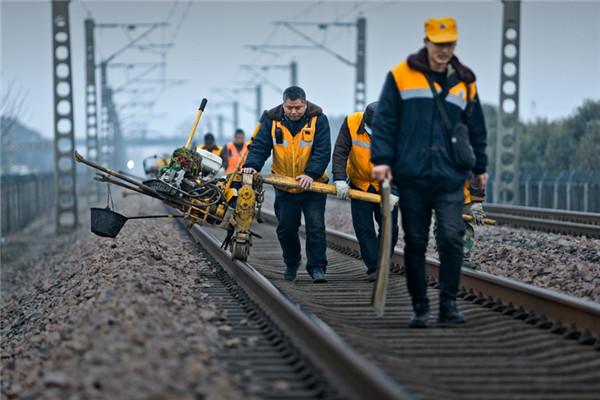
[[259, 173, 495, 225], [260, 173, 381, 203]]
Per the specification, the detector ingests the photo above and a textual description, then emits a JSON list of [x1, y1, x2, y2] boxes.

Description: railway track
[[484, 204, 600, 238], [185, 209, 600, 400]]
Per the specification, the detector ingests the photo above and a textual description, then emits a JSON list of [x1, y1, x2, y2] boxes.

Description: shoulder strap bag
[[424, 74, 476, 171]]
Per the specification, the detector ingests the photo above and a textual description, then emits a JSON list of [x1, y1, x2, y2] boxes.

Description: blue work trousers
[[398, 186, 465, 305], [274, 188, 328, 275], [350, 184, 399, 274]]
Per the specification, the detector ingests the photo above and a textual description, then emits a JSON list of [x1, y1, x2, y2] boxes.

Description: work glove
[[335, 180, 350, 200], [469, 202, 485, 225], [389, 193, 399, 208]]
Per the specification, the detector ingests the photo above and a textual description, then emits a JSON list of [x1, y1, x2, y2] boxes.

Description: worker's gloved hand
[[335, 180, 350, 200], [241, 167, 258, 175], [389, 193, 399, 208], [469, 202, 485, 225]]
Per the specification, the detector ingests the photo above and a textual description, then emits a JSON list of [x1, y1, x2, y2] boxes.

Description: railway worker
[[434, 176, 487, 268], [332, 102, 400, 282], [221, 129, 248, 174], [241, 86, 331, 283], [196, 133, 223, 157], [370, 17, 488, 328], [462, 178, 486, 267]]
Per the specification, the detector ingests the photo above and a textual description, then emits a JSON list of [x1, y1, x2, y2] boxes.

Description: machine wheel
[[231, 240, 249, 262]]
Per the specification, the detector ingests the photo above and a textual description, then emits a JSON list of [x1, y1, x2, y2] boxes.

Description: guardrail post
[[583, 182, 589, 212], [566, 171, 575, 211], [553, 171, 565, 210], [524, 171, 531, 207], [537, 171, 546, 208]]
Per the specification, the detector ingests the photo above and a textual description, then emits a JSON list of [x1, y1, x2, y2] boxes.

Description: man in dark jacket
[[371, 17, 488, 328], [332, 102, 400, 282], [242, 86, 331, 283], [196, 133, 223, 157]]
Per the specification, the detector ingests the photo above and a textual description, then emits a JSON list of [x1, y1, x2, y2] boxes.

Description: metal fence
[[487, 171, 600, 213], [1, 173, 56, 237]]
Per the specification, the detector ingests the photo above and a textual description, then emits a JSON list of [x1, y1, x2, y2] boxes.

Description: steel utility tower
[[90, 21, 169, 169], [85, 18, 99, 202], [255, 85, 262, 122], [52, 0, 78, 233], [217, 86, 264, 126], [494, 0, 521, 204], [251, 17, 366, 112], [209, 88, 245, 133], [233, 101, 239, 130]]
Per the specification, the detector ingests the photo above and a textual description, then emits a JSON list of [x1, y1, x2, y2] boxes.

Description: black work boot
[[438, 299, 467, 324], [409, 301, 429, 328]]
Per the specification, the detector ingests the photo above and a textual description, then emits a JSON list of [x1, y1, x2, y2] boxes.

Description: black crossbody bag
[[425, 74, 476, 171]]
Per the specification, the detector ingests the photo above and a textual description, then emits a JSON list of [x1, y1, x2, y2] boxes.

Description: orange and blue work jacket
[[370, 47, 488, 193], [332, 111, 380, 192], [243, 101, 331, 193]]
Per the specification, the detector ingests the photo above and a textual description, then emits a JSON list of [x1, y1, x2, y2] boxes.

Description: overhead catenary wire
[[79, 0, 196, 141]]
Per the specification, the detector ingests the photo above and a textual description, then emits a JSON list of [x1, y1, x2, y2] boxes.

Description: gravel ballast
[[1, 194, 242, 400], [2, 188, 598, 399]]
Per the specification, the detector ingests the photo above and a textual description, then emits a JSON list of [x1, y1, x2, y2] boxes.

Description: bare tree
[[1, 78, 30, 139]]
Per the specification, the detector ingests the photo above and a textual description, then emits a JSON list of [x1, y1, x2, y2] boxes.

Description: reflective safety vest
[[197, 144, 222, 157], [464, 180, 470, 204], [391, 61, 477, 113], [271, 116, 327, 193], [346, 112, 380, 192], [225, 142, 247, 173]]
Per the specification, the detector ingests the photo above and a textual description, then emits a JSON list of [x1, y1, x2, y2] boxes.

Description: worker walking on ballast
[[241, 86, 331, 283], [332, 102, 400, 282], [370, 17, 489, 328]]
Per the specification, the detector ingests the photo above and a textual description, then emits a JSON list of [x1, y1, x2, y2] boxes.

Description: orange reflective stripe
[[391, 61, 431, 96], [391, 61, 476, 105]]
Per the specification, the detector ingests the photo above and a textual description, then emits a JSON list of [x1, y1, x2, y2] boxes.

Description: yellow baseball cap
[[425, 17, 458, 43]]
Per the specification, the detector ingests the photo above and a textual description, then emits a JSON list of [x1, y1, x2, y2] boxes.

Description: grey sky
[[2, 0, 599, 143]]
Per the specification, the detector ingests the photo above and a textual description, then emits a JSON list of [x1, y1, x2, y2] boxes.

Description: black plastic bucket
[[91, 207, 128, 238], [90, 207, 183, 238]]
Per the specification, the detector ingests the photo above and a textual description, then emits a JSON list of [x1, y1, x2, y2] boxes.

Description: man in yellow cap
[[370, 17, 489, 328]]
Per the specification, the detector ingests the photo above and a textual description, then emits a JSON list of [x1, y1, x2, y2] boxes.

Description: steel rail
[[315, 218, 600, 338], [188, 223, 417, 400], [486, 212, 600, 237], [485, 204, 600, 237], [260, 210, 600, 337], [485, 204, 600, 224]]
